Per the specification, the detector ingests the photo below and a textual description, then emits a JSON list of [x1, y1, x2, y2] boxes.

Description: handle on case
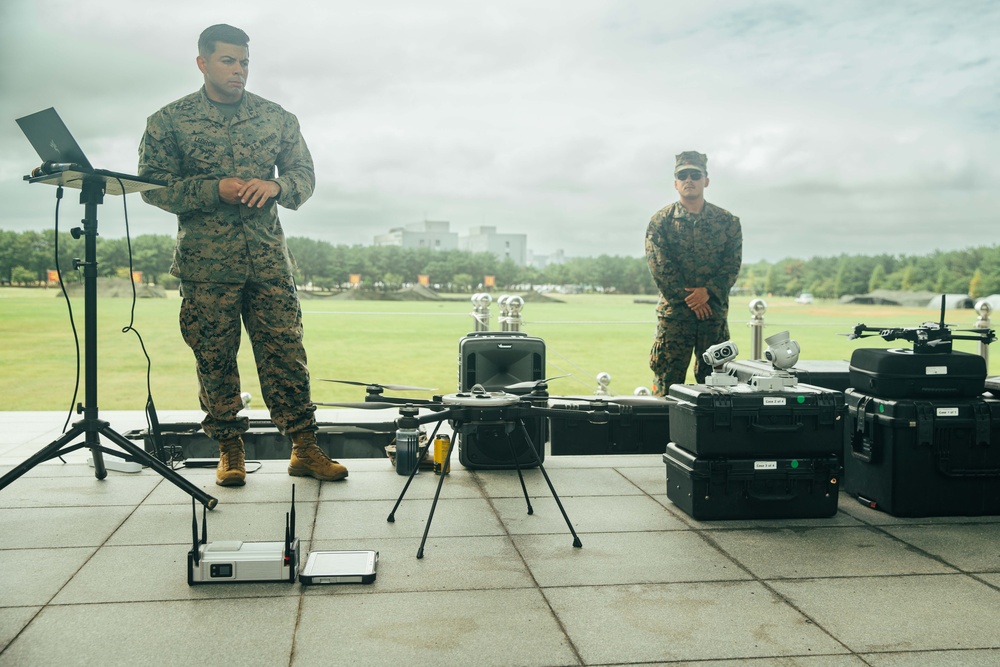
[[750, 422, 804, 434], [746, 488, 799, 502], [850, 395, 880, 464]]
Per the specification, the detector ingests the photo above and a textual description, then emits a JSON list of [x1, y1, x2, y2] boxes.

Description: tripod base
[[0, 417, 217, 509]]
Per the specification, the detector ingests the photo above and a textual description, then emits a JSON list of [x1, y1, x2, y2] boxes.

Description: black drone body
[[848, 295, 995, 354]]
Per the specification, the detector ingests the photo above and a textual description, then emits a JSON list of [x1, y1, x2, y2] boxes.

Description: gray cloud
[[2, 0, 998, 263]]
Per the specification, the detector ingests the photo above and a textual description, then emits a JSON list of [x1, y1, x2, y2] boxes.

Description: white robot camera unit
[[702, 341, 740, 387], [750, 330, 801, 390]]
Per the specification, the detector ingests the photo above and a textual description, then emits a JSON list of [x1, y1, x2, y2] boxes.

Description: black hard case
[[726, 360, 851, 394], [549, 397, 671, 456], [663, 442, 841, 520], [848, 348, 987, 399], [667, 383, 844, 457], [457, 331, 547, 469], [843, 389, 1000, 516]]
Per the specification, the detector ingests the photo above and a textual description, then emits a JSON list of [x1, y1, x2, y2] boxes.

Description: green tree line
[[740, 246, 1000, 299], [0, 229, 657, 294], [2, 229, 998, 298]]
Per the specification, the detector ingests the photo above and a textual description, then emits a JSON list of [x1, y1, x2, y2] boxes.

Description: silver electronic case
[[187, 485, 300, 585], [300, 550, 379, 585]]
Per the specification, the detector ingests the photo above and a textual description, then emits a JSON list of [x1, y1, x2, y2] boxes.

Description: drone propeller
[[504, 375, 571, 392], [313, 400, 443, 410], [318, 379, 438, 392]]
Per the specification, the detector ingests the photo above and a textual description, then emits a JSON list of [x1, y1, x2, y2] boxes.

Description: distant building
[[373, 220, 458, 250], [528, 248, 566, 270], [459, 226, 527, 266]]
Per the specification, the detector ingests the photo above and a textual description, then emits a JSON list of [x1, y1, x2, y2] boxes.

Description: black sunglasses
[[676, 170, 703, 181]]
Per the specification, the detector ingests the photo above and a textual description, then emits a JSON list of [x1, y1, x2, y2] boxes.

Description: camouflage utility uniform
[[138, 87, 317, 441], [645, 201, 742, 393]]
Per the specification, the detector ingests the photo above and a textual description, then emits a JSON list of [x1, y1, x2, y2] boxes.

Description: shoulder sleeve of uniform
[[272, 109, 316, 211], [645, 203, 685, 302], [138, 100, 220, 215], [703, 205, 743, 303]]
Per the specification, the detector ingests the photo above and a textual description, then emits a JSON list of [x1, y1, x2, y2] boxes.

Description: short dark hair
[[198, 24, 250, 58]]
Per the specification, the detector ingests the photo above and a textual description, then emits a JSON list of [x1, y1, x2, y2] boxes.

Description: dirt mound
[[64, 278, 166, 298]]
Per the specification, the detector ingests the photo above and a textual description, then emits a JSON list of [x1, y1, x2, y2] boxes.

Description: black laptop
[[15, 107, 163, 196]]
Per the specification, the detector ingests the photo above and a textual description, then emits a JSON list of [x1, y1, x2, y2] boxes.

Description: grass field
[[1, 287, 995, 412]]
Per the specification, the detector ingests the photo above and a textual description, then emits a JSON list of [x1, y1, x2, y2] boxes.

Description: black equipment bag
[[726, 359, 851, 394], [663, 442, 840, 520], [457, 331, 546, 469], [843, 389, 1000, 517], [667, 383, 844, 458], [849, 348, 987, 399], [549, 397, 671, 456]]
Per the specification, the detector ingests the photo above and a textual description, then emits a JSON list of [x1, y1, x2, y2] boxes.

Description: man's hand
[[219, 178, 281, 208], [684, 287, 713, 320], [239, 179, 281, 208], [219, 177, 247, 205]]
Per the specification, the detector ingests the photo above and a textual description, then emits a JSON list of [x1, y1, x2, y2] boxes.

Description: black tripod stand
[[0, 174, 217, 509]]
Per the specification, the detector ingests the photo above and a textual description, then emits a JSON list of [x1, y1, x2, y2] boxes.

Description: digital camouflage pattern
[[650, 317, 731, 393], [179, 277, 315, 440], [138, 88, 315, 284], [139, 87, 317, 439], [646, 201, 742, 394], [674, 151, 708, 175]]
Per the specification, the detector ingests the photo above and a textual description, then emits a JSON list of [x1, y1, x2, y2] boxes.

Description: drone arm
[[952, 331, 997, 344], [414, 410, 455, 425]]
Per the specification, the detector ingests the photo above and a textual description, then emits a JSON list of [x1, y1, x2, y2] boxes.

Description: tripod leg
[[85, 424, 108, 480], [505, 426, 533, 515], [416, 432, 456, 559], [0, 422, 88, 492], [387, 422, 441, 523], [517, 419, 582, 548], [97, 423, 218, 509]]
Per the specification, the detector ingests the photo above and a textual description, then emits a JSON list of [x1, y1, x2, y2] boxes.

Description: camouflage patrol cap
[[674, 151, 707, 175]]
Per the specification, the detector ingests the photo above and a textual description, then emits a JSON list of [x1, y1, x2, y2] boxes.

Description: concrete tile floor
[[1, 410, 999, 666]]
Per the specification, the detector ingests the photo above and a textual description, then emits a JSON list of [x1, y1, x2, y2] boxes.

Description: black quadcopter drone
[[847, 295, 995, 354], [313, 377, 667, 558]]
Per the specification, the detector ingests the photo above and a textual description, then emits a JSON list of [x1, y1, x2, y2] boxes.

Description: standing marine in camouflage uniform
[[645, 151, 742, 395], [138, 24, 347, 486]]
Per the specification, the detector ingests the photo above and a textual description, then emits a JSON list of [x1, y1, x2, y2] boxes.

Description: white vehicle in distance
[[794, 293, 814, 304]]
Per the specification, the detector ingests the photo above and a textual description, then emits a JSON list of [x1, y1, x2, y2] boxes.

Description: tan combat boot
[[216, 436, 247, 487], [288, 431, 348, 481]]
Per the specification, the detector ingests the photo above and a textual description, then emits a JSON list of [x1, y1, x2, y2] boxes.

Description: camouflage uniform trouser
[[179, 275, 316, 441], [649, 316, 730, 396]]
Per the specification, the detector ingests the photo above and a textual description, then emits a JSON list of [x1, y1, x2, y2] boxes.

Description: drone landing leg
[[517, 419, 582, 549], [387, 421, 442, 523], [505, 425, 534, 515], [416, 426, 458, 559]]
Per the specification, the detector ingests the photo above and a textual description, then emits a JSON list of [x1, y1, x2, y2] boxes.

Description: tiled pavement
[[2, 410, 999, 666]]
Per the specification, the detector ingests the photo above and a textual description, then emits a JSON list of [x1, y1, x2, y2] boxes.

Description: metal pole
[[497, 295, 511, 332], [748, 298, 767, 360], [470, 293, 492, 332], [975, 300, 992, 368], [506, 295, 524, 332]]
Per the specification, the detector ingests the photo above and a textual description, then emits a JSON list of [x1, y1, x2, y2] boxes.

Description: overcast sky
[[1, 0, 997, 263]]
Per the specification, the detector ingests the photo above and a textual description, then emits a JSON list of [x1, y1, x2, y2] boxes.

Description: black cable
[[53, 187, 82, 451], [112, 178, 177, 468]]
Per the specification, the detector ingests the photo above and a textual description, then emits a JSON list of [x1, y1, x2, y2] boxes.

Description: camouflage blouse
[[645, 201, 742, 319], [138, 88, 315, 283]]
